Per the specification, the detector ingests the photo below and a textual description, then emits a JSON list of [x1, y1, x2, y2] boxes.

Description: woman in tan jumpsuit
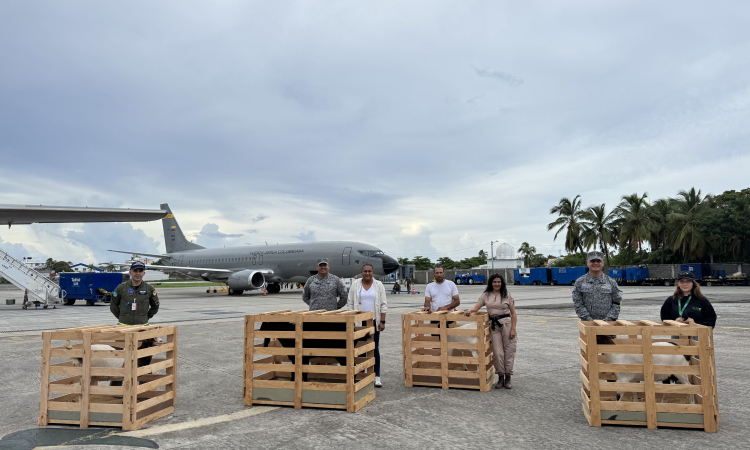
[[464, 274, 517, 389]]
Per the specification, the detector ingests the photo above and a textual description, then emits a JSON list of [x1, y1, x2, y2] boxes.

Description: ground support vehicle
[[454, 273, 486, 285], [58, 273, 126, 306]]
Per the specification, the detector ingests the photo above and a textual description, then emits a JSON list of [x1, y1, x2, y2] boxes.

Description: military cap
[[587, 251, 605, 261], [130, 261, 146, 270], [317, 258, 329, 266], [677, 271, 695, 280]]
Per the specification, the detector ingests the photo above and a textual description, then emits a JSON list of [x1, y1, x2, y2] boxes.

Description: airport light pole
[[490, 240, 498, 270]]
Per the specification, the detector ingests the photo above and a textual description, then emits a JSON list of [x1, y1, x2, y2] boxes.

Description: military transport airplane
[[109, 204, 399, 295]]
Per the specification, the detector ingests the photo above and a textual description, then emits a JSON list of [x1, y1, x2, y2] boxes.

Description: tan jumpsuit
[[477, 292, 517, 376]]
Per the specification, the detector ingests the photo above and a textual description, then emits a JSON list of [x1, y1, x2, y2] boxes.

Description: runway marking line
[[118, 406, 278, 438]]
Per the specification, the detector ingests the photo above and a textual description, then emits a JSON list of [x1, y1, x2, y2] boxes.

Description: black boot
[[494, 374, 505, 389]]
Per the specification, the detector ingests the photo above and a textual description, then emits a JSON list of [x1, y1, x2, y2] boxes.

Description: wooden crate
[[39, 324, 177, 430], [243, 309, 376, 412], [579, 319, 718, 432], [402, 310, 494, 391]]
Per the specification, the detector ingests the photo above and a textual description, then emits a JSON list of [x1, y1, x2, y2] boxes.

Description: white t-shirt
[[425, 280, 459, 311], [359, 284, 376, 312]]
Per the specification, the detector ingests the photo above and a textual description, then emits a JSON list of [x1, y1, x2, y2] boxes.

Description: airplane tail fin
[[160, 203, 205, 253]]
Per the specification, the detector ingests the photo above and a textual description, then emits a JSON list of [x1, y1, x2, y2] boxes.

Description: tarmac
[[1, 284, 749, 449]]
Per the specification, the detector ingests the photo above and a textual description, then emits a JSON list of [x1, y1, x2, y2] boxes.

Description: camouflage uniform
[[110, 280, 160, 325], [302, 274, 347, 311], [572, 273, 622, 321]]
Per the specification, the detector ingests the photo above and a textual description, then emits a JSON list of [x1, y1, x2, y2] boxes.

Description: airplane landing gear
[[266, 283, 281, 294]]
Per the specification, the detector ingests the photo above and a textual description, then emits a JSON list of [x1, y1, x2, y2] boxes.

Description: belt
[[489, 314, 511, 331]]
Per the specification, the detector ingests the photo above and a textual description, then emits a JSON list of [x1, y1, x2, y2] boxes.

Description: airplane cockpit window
[[359, 250, 386, 257]]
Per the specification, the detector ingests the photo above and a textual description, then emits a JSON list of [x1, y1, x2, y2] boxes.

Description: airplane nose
[[381, 255, 399, 275]]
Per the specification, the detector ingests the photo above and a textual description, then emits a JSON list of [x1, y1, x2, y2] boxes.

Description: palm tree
[[548, 195, 586, 258], [617, 192, 655, 264], [580, 204, 619, 265], [648, 198, 674, 265], [670, 188, 708, 262], [517, 242, 536, 268]]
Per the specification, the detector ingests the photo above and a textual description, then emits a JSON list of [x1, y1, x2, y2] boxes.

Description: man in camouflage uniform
[[572, 251, 621, 321], [110, 261, 160, 325], [302, 258, 347, 311]]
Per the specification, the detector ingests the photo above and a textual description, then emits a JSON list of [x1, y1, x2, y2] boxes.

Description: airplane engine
[[227, 270, 266, 290]]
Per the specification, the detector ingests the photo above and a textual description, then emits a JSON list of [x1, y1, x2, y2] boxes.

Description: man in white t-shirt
[[422, 265, 460, 312]]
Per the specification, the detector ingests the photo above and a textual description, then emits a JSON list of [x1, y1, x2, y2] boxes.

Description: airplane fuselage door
[[343, 247, 351, 266]]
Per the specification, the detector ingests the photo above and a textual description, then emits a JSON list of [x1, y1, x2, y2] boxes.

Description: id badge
[[132, 303, 137, 311]]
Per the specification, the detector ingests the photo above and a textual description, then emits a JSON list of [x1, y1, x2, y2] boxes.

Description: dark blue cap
[[677, 271, 695, 280], [130, 261, 146, 270]]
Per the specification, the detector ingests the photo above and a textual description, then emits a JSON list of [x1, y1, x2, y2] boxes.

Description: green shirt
[[110, 280, 159, 325]]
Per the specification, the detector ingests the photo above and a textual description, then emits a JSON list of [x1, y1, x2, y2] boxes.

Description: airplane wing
[[145, 264, 233, 277], [108, 250, 173, 259], [0, 204, 167, 226]]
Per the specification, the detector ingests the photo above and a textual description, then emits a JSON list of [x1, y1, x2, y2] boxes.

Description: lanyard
[[678, 295, 692, 317]]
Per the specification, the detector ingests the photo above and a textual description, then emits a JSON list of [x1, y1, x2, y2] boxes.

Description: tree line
[[528, 187, 750, 267], [398, 250, 488, 271]]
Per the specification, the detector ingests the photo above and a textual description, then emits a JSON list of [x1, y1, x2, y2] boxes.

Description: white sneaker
[[375, 376, 382, 388]]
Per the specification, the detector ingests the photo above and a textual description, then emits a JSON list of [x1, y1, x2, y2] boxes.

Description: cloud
[[474, 67, 524, 86], [251, 215, 268, 223], [195, 223, 243, 247], [64, 223, 161, 263], [0, 235, 39, 260], [393, 224, 439, 260], [291, 230, 317, 242], [246, 229, 259, 234]]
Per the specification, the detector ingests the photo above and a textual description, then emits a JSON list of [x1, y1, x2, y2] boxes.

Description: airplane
[[109, 203, 400, 295]]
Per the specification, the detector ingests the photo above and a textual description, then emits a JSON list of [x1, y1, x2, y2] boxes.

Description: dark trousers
[[374, 328, 380, 377]]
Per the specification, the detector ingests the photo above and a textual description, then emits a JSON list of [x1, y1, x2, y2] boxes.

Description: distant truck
[[549, 266, 588, 285], [454, 273, 486, 285], [513, 268, 552, 285], [59, 272, 128, 306], [607, 264, 736, 286]]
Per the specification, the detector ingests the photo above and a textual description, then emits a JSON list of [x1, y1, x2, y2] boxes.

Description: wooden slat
[[346, 317, 355, 412], [294, 315, 303, 409], [38, 332, 53, 427], [79, 333, 92, 428], [136, 391, 175, 412], [137, 358, 173, 377], [600, 401, 646, 412], [642, 326, 657, 429], [136, 375, 174, 394], [587, 330, 602, 427], [122, 333, 136, 430], [47, 401, 82, 412], [136, 342, 173, 359], [440, 316, 449, 389]]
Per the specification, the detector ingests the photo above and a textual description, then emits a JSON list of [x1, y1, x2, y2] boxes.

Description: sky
[[1, 1, 749, 265]]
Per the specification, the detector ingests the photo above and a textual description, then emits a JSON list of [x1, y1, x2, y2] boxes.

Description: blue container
[[514, 268, 551, 285], [59, 272, 125, 302], [680, 264, 711, 280], [625, 267, 649, 282], [609, 269, 624, 281], [550, 267, 587, 285]]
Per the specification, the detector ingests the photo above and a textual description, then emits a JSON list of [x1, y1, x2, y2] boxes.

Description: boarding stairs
[[0, 247, 63, 309]]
